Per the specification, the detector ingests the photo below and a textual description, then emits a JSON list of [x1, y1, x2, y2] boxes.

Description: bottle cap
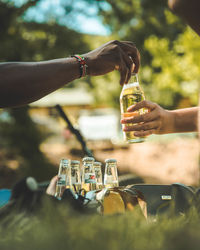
[[93, 162, 102, 166], [105, 159, 117, 163], [82, 157, 95, 162], [60, 159, 70, 166], [71, 160, 80, 165]]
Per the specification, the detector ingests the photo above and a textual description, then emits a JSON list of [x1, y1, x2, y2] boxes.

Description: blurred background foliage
[[0, 0, 199, 186], [97, 0, 200, 108]]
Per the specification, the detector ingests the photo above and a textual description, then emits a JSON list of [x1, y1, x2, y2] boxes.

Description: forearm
[[170, 107, 198, 133], [0, 40, 140, 108], [0, 58, 79, 108], [168, 0, 200, 36]]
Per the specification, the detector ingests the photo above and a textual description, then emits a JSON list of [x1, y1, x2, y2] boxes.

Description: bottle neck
[[83, 161, 94, 166], [122, 74, 139, 91], [131, 73, 138, 81]]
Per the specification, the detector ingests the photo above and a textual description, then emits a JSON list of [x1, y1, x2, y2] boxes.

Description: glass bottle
[[55, 159, 71, 199], [93, 161, 103, 190], [82, 157, 96, 192], [71, 160, 82, 193], [65, 160, 72, 189], [120, 73, 147, 143], [104, 159, 119, 188]]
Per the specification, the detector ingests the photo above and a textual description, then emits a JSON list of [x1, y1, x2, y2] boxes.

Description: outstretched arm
[[121, 100, 198, 137], [0, 40, 140, 108], [168, 0, 200, 36]]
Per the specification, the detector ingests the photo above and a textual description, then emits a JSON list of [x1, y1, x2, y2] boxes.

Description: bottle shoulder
[[122, 81, 139, 90]]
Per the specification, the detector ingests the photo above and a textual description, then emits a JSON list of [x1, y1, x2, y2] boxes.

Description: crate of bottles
[[55, 157, 119, 199]]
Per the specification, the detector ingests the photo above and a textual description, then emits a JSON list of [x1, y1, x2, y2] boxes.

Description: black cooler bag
[[125, 183, 195, 216]]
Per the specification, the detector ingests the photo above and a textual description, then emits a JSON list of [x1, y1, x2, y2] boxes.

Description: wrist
[[81, 54, 91, 75], [167, 110, 177, 133], [71, 55, 88, 78], [170, 108, 198, 133]]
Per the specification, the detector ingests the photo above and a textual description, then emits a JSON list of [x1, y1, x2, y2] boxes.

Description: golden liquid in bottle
[[55, 159, 70, 198], [104, 183, 119, 188], [120, 83, 146, 143], [81, 183, 96, 192], [82, 160, 96, 192], [96, 184, 104, 190], [71, 163, 81, 193], [104, 160, 119, 188]]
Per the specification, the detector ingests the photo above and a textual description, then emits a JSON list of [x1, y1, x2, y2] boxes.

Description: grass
[[0, 199, 200, 250]]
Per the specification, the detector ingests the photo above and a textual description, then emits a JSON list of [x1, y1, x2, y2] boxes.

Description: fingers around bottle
[[119, 68, 129, 85], [46, 175, 58, 196], [119, 41, 140, 73], [127, 100, 157, 112], [119, 59, 129, 85], [50, 175, 59, 186], [134, 129, 156, 137], [120, 50, 134, 84], [130, 50, 140, 73], [123, 120, 159, 132], [116, 47, 132, 85], [121, 109, 158, 124]]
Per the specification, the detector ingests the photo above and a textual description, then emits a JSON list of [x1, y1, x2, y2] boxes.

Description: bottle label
[[57, 174, 66, 186], [84, 173, 96, 183], [66, 176, 70, 186], [71, 176, 80, 185], [104, 175, 114, 184]]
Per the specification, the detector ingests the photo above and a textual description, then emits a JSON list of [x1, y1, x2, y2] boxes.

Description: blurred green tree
[[0, 0, 90, 186], [91, 0, 200, 109]]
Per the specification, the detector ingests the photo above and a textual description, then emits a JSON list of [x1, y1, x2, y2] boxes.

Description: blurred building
[[29, 86, 121, 144]]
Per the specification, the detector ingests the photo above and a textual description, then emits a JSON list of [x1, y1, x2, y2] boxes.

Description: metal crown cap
[[82, 157, 95, 162], [94, 161, 102, 166], [60, 159, 70, 166], [71, 160, 80, 165], [105, 158, 117, 163]]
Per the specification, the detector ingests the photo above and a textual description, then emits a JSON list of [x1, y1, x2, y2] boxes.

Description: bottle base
[[127, 137, 145, 143]]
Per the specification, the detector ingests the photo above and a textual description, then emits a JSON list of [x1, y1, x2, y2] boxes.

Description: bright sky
[[9, 0, 110, 35]]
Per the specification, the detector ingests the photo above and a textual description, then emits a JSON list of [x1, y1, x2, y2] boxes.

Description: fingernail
[[131, 63, 135, 73], [127, 106, 134, 111], [123, 127, 127, 131]]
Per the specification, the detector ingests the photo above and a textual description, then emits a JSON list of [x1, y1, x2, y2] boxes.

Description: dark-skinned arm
[[168, 0, 200, 36], [0, 40, 140, 108]]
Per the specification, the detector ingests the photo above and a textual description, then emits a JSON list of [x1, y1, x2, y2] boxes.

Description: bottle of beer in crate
[[104, 159, 119, 188], [82, 157, 96, 191], [93, 161, 103, 190], [55, 159, 71, 199], [71, 160, 81, 193]]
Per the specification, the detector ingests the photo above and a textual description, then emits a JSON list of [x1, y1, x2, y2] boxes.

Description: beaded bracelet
[[71, 54, 88, 78]]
